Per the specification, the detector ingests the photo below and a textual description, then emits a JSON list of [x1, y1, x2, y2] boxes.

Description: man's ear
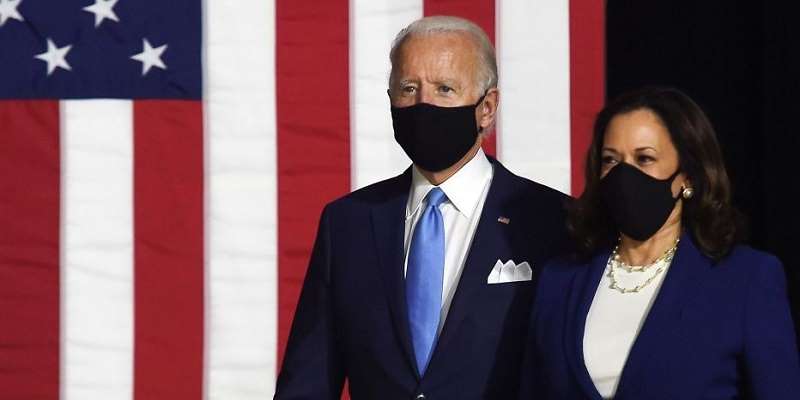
[[478, 88, 499, 131]]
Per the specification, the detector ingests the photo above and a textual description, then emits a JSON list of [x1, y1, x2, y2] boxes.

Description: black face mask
[[599, 162, 681, 241], [391, 95, 485, 172]]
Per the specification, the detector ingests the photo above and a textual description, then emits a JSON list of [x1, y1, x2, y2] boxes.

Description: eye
[[636, 155, 655, 164], [438, 85, 454, 94], [601, 155, 618, 165], [400, 85, 417, 95]]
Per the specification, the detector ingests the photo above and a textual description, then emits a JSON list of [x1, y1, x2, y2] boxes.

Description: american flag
[[0, 0, 603, 398]]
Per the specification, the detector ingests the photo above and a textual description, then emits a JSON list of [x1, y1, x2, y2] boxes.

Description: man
[[275, 16, 569, 399]]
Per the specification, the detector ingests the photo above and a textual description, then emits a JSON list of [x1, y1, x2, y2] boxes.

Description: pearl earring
[[681, 186, 694, 199]]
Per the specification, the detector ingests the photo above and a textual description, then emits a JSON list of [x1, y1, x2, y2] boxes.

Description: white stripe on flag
[[350, 0, 423, 190], [204, 0, 278, 398], [60, 100, 134, 400], [496, 1, 571, 193]]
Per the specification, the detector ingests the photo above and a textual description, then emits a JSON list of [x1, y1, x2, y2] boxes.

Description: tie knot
[[426, 187, 447, 208]]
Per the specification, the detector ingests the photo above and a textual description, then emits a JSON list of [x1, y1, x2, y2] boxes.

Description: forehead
[[393, 32, 479, 80], [604, 108, 674, 150]]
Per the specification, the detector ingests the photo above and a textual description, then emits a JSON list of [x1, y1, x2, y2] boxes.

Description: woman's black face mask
[[600, 162, 681, 241]]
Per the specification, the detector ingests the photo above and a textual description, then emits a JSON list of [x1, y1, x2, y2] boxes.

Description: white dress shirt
[[403, 148, 493, 333], [583, 256, 673, 399]]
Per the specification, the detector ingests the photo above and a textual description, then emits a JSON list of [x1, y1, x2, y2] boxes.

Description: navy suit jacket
[[520, 233, 800, 399], [274, 159, 570, 400]]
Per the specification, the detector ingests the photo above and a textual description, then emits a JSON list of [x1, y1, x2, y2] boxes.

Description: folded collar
[[406, 148, 493, 219]]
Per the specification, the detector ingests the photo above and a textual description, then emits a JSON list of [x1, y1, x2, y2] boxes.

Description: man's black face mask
[[391, 94, 486, 172]]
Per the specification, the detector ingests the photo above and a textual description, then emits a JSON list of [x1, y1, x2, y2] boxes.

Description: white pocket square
[[487, 259, 533, 284]]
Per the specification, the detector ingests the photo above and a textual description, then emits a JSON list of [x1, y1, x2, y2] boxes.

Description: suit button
[[415, 394, 426, 400]]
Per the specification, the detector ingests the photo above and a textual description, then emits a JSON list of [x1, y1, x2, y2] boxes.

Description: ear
[[477, 88, 499, 132], [677, 174, 693, 199], [679, 172, 692, 189]]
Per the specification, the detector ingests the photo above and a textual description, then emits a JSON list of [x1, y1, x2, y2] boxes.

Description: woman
[[519, 87, 800, 399]]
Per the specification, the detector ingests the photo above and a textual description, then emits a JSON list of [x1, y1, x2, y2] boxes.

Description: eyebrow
[[601, 146, 657, 153], [433, 78, 460, 87], [397, 77, 462, 88]]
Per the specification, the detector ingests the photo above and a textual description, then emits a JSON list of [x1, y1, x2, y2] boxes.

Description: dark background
[[606, 1, 800, 334]]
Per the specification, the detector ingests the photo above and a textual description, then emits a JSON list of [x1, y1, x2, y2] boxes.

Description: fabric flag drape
[[0, 0, 603, 398]]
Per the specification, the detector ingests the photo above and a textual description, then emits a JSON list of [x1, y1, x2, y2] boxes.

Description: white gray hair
[[389, 16, 498, 95]]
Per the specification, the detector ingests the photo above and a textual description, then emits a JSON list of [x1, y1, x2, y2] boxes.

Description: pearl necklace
[[607, 238, 679, 294]]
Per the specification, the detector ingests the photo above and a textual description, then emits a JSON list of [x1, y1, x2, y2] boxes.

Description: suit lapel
[[427, 161, 515, 369], [370, 170, 419, 378], [564, 250, 609, 400], [614, 233, 711, 397]]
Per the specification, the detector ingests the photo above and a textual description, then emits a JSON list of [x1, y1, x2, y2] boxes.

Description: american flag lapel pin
[[497, 216, 510, 224]]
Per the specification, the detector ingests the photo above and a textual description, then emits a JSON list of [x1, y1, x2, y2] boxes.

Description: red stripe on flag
[[424, 0, 497, 157], [569, 0, 605, 195], [276, 0, 351, 370], [133, 100, 204, 399], [0, 101, 60, 399]]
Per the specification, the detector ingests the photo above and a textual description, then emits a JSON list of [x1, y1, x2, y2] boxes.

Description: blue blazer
[[274, 159, 570, 400], [520, 233, 800, 399]]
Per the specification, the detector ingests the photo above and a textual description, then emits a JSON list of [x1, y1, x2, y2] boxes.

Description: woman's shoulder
[[719, 244, 786, 290], [721, 244, 782, 269]]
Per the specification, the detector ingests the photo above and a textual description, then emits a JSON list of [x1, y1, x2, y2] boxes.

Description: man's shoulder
[[511, 173, 570, 203], [490, 160, 573, 255], [492, 160, 571, 208], [323, 169, 410, 215]]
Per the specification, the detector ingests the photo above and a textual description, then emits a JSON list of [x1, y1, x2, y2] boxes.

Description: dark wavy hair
[[568, 87, 745, 261]]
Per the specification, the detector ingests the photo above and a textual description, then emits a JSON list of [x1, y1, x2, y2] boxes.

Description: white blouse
[[582, 255, 673, 398]]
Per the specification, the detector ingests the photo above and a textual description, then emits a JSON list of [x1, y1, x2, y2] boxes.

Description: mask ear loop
[[667, 168, 683, 201], [474, 92, 488, 107], [474, 91, 489, 133]]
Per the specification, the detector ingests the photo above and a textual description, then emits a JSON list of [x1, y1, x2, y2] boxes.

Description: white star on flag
[[34, 38, 73, 76], [0, 0, 24, 27], [130, 38, 168, 76], [83, 0, 120, 28]]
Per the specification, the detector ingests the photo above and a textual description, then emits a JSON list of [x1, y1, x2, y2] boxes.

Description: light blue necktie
[[406, 187, 447, 376]]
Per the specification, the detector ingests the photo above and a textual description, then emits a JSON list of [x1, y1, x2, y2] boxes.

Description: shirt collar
[[406, 148, 493, 219]]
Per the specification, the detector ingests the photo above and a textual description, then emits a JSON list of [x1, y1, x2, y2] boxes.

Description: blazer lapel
[[370, 170, 419, 378], [427, 162, 515, 369], [614, 233, 711, 397], [564, 250, 610, 400]]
